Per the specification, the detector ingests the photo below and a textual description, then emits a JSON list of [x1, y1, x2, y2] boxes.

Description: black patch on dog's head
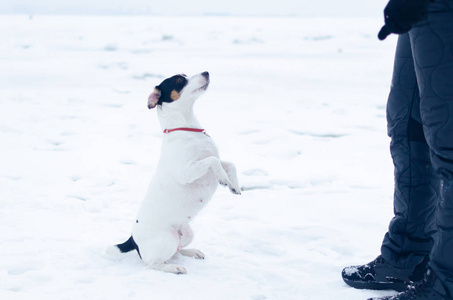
[[155, 74, 188, 105]]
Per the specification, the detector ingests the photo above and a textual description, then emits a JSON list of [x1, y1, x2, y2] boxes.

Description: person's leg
[[410, 0, 453, 296], [342, 33, 438, 291], [381, 31, 440, 270], [368, 2, 453, 299]]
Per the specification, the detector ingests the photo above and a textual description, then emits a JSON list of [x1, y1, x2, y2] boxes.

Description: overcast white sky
[[1, 0, 388, 17]]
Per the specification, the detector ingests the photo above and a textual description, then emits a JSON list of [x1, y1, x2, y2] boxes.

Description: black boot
[[367, 267, 450, 299], [342, 255, 429, 292]]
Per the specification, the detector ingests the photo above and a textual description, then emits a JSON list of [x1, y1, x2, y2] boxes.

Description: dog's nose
[[201, 71, 209, 79]]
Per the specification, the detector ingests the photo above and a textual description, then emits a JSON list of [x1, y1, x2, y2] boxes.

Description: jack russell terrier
[[108, 72, 241, 274]]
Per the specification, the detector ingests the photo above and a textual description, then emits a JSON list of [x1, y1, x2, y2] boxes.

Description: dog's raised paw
[[219, 181, 228, 187], [220, 180, 241, 195], [230, 187, 241, 195]]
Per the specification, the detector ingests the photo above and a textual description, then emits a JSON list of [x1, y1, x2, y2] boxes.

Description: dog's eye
[[176, 77, 184, 84]]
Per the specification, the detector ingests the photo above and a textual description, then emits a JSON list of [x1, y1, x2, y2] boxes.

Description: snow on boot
[[342, 255, 428, 292]]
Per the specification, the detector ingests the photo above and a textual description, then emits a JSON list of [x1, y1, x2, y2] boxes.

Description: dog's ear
[[148, 88, 161, 109]]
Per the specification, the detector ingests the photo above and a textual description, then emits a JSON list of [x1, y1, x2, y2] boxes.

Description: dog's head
[[148, 72, 210, 110]]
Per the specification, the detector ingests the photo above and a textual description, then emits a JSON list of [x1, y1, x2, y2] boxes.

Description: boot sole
[[343, 278, 408, 292]]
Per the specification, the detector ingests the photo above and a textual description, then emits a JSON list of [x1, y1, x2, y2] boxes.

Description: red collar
[[163, 128, 206, 134]]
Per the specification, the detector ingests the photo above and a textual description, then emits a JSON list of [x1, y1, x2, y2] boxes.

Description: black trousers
[[381, 0, 453, 295]]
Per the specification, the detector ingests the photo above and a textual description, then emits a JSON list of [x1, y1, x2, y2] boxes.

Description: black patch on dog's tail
[[116, 236, 141, 259]]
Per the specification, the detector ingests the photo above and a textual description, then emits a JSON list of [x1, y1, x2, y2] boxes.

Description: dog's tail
[[105, 236, 141, 258]]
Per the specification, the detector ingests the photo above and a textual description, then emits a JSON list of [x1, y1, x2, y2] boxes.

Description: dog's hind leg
[[151, 262, 187, 275], [178, 224, 205, 259], [138, 231, 187, 274], [179, 249, 205, 259], [178, 224, 194, 247]]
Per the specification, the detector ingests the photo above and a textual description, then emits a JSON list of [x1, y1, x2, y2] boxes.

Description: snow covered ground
[[1, 0, 388, 17], [0, 15, 400, 299]]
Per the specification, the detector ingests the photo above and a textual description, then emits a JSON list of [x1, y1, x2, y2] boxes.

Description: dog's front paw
[[229, 186, 241, 195], [219, 180, 241, 195], [219, 180, 228, 187]]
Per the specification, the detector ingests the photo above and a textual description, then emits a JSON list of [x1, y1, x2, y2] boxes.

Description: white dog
[[108, 72, 241, 274]]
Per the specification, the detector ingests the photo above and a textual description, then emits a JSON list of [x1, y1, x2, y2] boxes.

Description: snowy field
[[0, 15, 400, 299]]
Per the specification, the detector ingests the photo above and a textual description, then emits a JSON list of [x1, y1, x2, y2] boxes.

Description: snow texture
[[0, 15, 400, 299]]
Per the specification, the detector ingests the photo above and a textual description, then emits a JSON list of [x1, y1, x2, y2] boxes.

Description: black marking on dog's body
[[116, 236, 141, 259], [155, 74, 188, 105]]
